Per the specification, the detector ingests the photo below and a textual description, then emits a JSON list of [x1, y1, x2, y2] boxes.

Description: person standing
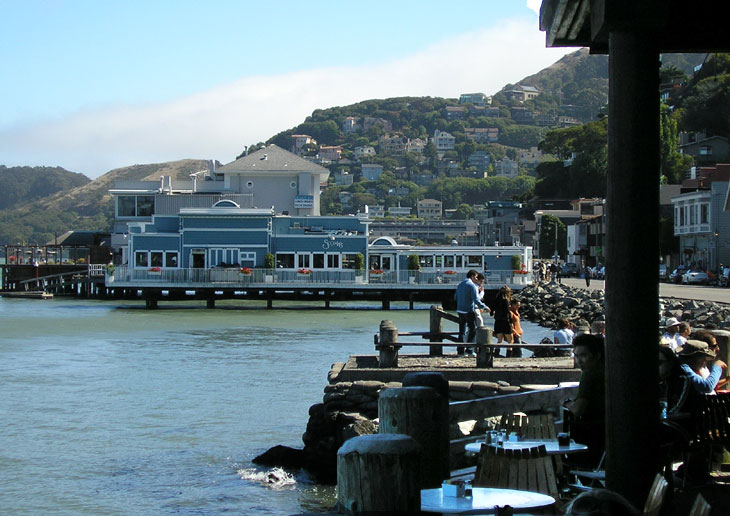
[[489, 286, 513, 357], [584, 264, 592, 287], [454, 269, 488, 356], [509, 298, 523, 358]]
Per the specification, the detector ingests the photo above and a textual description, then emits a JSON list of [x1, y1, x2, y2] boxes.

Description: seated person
[[677, 340, 727, 393], [690, 329, 724, 382], [566, 333, 605, 467]]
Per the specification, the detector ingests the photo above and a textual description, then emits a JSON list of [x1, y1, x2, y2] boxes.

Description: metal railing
[[108, 266, 534, 287]]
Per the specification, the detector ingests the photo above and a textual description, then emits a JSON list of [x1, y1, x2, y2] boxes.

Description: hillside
[[0, 159, 213, 245], [0, 50, 715, 246]]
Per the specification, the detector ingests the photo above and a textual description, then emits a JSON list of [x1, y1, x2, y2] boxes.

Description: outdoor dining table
[[420, 486, 555, 514], [464, 439, 588, 455]]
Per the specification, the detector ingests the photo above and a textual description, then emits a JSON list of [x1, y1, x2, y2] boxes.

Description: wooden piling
[[476, 326, 493, 368], [379, 386, 449, 488], [378, 320, 399, 368], [336, 433, 421, 515], [429, 305, 444, 357]]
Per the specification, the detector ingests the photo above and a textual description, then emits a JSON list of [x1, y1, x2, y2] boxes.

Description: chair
[[474, 443, 561, 509], [568, 451, 606, 492], [498, 412, 558, 440], [688, 493, 712, 516], [642, 473, 669, 516]]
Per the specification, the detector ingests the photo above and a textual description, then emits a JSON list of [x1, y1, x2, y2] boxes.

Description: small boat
[[0, 291, 53, 300]]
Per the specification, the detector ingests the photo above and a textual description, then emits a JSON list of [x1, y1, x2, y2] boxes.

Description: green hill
[[0, 50, 716, 245]]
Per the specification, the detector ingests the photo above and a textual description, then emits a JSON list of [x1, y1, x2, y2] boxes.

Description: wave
[[238, 466, 296, 488]]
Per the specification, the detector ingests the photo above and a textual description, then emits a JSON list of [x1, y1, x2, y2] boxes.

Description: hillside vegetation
[[0, 50, 716, 245]]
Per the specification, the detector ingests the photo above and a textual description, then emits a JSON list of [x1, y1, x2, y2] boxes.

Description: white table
[[421, 487, 555, 514], [465, 439, 588, 455]]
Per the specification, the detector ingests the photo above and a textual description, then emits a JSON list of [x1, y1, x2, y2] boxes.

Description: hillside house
[[679, 131, 730, 165], [505, 84, 541, 103], [291, 134, 317, 155], [459, 92, 489, 106], [378, 134, 406, 156], [417, 198, 443, 220], [432, 130, 455, 153], [361, 163, 384, 181], [353, 146, 376, 161], [443, 106, 468, 120], [465, 127, 499, 144]]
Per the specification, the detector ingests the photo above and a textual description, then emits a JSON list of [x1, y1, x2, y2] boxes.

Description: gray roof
[[218, 144, 329, 176]]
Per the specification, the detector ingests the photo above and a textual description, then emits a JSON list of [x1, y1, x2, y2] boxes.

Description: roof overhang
[[540, 0, 730, 53]]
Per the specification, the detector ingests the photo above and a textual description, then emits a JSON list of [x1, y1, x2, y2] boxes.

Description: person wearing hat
[[662, 317, 681, 350], [678, 340, 727, 393]]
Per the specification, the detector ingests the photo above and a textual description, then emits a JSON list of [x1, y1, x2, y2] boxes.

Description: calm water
[[0, 296, 554, 515]]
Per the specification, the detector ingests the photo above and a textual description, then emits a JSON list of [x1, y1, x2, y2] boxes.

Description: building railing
[[107, 266, 534, 287]]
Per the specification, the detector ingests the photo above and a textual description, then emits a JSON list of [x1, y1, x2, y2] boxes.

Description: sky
[[0, 0, 574, 179]]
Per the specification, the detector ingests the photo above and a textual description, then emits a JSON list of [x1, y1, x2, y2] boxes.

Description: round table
[[421, 487, 555, 514], [464, 439, 588, 455]]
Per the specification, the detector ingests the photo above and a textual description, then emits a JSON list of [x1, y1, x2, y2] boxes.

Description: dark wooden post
[[429, 305, 444, 356], [379, 386, 448, 488], [206, 294, 215, 309], [336, 433, 421, 515], [378, 320, 399, 368], [712, 330, 730, 366], [476, 326, 493, 368], [144, 289, 158, 309], [605, 30, 660, 507], [402, 372, 450, 481]]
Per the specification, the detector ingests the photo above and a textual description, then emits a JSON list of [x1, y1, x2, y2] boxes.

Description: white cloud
[[0, 18, 570, 178], [526, 0, 542, 16]]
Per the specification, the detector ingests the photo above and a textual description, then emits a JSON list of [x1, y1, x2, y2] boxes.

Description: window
[[246, 181, 254, 189], [701, 204, 709, 224], [342, 254, 359, 269], [137, 196, 154, 216], [313, 253, 325, 269], [435, 256, 443, 267], [689, 205, 695, 225], [419, 255, 434, 268], [699, 146, 712, 156], [118, 196, 136, 217], [135, 251, 148, 267], [466, 255, 482, 267], [150, 252, 163, 267], [277, 253, 294, 268], [290, 181, 297, 189], [444, 256, 455, 267], [679, 206, 684, 226], [117, 195, 154, 217], [327, 254, 340, 268], [165, 252, 178, 268], [297, 254, 310, 268]]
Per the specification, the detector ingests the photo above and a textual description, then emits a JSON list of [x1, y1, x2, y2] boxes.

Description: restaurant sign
[[294, 195, 314, 208]]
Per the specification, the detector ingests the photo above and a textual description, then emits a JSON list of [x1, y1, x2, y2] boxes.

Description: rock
[[252, 445, 305, 469]]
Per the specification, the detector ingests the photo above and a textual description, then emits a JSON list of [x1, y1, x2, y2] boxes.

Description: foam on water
[[238, 467, 297, 488]]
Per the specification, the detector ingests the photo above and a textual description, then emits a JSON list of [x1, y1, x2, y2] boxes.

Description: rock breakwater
[[516, 282, 730, 330]]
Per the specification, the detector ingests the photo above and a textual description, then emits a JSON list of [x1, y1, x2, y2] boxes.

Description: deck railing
[[108, 266, 533, 287]]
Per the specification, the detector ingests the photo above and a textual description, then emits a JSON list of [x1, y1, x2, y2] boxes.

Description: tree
[[453, 203, 472, 220], [538, 214, 567, 259], [660, 102, 693, 183]]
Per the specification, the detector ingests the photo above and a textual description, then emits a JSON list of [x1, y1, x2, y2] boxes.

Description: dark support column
[[605, 31, 660, 507], [382, 299, 390, 310]]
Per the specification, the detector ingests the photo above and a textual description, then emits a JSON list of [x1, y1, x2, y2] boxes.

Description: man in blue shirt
[[454, 269, 489, 356]]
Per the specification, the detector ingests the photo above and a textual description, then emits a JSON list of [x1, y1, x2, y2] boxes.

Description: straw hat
[[676, 339, 715, 358], [664, 317, 680, 328]]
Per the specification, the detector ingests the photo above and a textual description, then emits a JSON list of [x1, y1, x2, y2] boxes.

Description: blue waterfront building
[[110, 145, 370, 275]]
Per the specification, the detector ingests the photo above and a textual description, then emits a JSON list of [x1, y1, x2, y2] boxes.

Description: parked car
[[682, 269, 710, 285], [659, 264, 668, 281], [560, 262, 580, 277], [670, 265, 689, 284]]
